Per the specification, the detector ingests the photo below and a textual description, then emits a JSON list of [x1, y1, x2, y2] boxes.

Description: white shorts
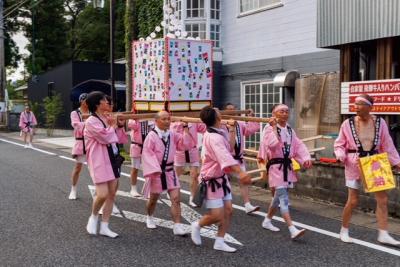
[[174, 162, 200, 167], [346, 179, 361, 190], [131, 157, 142, 170], [205, 193, 233, 209], [75, 155, 86, 164]]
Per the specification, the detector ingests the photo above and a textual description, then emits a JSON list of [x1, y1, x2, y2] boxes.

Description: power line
[[4, 0, 25, 14], [4, 0, 30, 18], [3, 0, 45, 20]]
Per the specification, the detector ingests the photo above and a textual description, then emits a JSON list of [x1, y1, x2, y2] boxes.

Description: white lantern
[[171, 2, 176, 8], [150, 32, 156, 38], [175, 31, 181, 37], [146, 37, 152, 41], [167, 8, 173, 14], [155, 26, 161, 32], [163, 5, 169, 11], [169, 14, 175, 20], [182, 31, 188, 37], [176, 24, 183, 31], [168, 25, 175, 32], [139, 37, 145, 42], [161, 21, 166, 27]]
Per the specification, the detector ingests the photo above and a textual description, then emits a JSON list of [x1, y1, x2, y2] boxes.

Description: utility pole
[[110, 0, 116, 110], [0, 0, 5, 103]]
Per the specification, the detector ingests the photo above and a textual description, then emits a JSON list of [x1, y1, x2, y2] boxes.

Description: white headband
[[273, 104, 289, 112], [355, 96, 373, 106]]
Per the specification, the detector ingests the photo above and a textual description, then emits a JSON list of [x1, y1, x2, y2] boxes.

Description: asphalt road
[[1, 137, 400, 266]]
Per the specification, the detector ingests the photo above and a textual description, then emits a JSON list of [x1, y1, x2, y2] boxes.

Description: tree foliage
[[42, 93, 64, 136], [4, 0, 22, 68], [136, 0, 163, 38]]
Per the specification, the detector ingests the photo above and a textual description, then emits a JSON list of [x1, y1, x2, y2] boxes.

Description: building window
[[210, 0, 220, 19], [185, 23, 206, 39], [350, 41, 377, 81], [241, 81, 282, 149], [187, 0, 205, 18], [240, 0, 282, 14], [210, 24, 220, 48]]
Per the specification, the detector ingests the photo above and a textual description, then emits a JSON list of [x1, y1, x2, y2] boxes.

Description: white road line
[[0, 138, 56, 155], [2, 137, 400, 256]]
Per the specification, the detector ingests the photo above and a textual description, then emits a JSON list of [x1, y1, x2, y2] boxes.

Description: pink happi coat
[[71, 109, 85, 157], [334, 117, 400, 181], [258, 124, 271, 162], [200, 128, 239, 200], [261, 124, 311, 188], [84, 115, 128, 184], [230, 121, 260, 169], [19, 111, 37, 133], [142, 127, 194, 194], [127, 119, 154, 158], [171, 122, 206, 164]]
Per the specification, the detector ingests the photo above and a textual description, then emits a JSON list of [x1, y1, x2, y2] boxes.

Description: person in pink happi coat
[[224, 103, 261, 214], [84, 91, 128, 238], [259, 104, 312, 240], [334, 94, 400, 245], [127, 118, 154, 197], [172, 121, 206, 207], [19, 105, 37, 148], [141, 110, 193, 236], [68, 93, 89, 200], [191, 106, 252, 253]]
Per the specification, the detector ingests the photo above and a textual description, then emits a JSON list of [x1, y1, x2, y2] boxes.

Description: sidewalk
[[1, 130, 400, 235]]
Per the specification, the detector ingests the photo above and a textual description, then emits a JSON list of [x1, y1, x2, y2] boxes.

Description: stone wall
[[294, 162, 400, 217]]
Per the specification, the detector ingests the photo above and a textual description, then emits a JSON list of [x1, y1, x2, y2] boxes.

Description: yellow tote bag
[[292, 159, 301, 172], [359, 152, 396, 193]]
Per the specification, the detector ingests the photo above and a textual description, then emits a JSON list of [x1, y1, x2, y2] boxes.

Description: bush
[[43, 93, 63, 136]]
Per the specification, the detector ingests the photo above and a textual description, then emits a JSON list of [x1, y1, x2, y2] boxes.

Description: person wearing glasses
[[334, 94, 400, 245]]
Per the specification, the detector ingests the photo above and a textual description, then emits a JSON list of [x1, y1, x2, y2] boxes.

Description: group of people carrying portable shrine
[[66, 91, 400, 253]]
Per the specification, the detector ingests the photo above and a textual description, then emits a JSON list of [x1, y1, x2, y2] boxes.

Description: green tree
[[136, 0, 163, 38], [42, 93, 63, 136], [70, 0, 126, 62], [21, 0, 69, 75], [4, 0, 23, 68], [124, 0, 137, 111]]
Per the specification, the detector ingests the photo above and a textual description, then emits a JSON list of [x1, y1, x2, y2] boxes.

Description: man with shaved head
[[141, 110, 193, 236]]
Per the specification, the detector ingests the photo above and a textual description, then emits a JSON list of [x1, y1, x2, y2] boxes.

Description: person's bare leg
[[146, 193, 160, 229], [86, 182, 108, 235], [99, 180, 119, 238], [169, 189, 182, 223], [342, 188, 359, 228], [68, 162, 82, 200], [130, 168, 141, 196], [340, 188, 359, 242]]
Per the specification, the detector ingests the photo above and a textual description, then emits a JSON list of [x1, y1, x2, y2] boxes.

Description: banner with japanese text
[[341, 79, 400, 114]]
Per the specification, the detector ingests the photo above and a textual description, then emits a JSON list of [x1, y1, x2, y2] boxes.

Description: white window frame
[[237, 0, 283, 18], [240, 80, 283, 149]]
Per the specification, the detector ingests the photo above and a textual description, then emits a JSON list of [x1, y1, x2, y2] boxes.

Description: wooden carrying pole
[[221, 115, 271, 124]]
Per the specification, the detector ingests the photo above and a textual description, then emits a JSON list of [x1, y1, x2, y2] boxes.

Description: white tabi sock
[[86, 214, 98, 235], [99, 222, 119, 238], [191, 221, 202, 245], [213, 237, 237, 253], [339, 227, 352, 243], [378, 230, 400, 246], [262, 217, 280, 232], [68, 186, 77, 200], [289, 225, 306, 240]]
